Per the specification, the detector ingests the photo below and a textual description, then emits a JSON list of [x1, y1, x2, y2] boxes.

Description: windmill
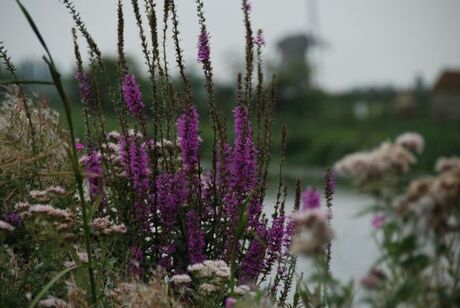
[[276, 0, 324, 88], [305, 0, 322, 85]]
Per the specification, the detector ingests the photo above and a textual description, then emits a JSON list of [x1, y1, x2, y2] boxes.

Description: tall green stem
[[16, 0, 97, 304]]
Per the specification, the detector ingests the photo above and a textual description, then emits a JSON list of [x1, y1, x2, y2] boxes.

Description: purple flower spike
[[122, 73, 145, 117], [239, 224, 267, 282], [75, 72, 92, 103], [197, 31, 211, 64], [301, 187, 321, 210], [324, 168, 335, 207], [129, 245, 144, 278], [4, 212, 22, 228], [156, 171, 188, 230], [232, 105, 258, 193], [82, 150, 104, 199], [177, 105, 200, 171], [255, 31, 266, 46], [186, 209, 206, 264], [129, 141, 149, 194], [265, 215, 285, 270], [243, 1, 252, 13]]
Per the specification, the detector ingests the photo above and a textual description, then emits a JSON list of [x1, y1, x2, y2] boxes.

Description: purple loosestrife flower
[[232, 105, 258, 193], [75, 72, 92, 103], [243, 1, 252, 13], [372, 214, 386, 229], [223, 106, 259, 256], [156, 172, 188, 230], [248, 198, 263, 228], [216, 143, 232, 187], [324, 168, 336, 206], [264, 215, 285, 270], [122, 73, 145, 117], [75, 142, 84, 152], [129, 140, 150, 226], [185, 209, 206, 264], [129, 141, 149, 194], [4, 212, 22, 228], [225, 297, 237, 308], [255, 31, 265, 46], [177, 105, 200, 171], [82, 150, 104, 199], [158, 244, 176, 271], [283, 216, 295, 250], [239, 224, 267, 283], [197, 31, 211, 64], [129, 245, 144, 278], [301, 188, 321, 210], [118, 136, 130, 176]]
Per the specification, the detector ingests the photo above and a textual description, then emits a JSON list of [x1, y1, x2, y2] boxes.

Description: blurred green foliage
[[1, 57, 458, 173]]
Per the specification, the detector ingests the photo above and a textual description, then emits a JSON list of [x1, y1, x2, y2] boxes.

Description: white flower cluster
[[290, 208, 334, 256], [395, 132, 424, 154], [187, 260, 230, 278], [92, 217, 127, 235], [187, 260, 231, 294], [0, 220, 15, 232], [14, 202, 75, 238], [19, 204, 74, 223], [234, 284, 251, 296], [107, 130, 121, 140], [170, 274, 192, 284], [395, 156, 460, 233], [335, 132, 424, 185], [29, 185, 66, 202], [38, 296, 70, 308]]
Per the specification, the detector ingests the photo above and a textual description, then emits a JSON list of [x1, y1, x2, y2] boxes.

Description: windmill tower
[[305, 0, 321, 85], [306, 0, 319, 44], [276, 0, 322, 89]]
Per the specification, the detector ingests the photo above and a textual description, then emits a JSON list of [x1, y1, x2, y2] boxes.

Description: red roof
[[434, 71, 460, 92]]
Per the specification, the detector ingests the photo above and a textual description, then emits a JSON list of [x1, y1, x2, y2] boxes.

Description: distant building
[[433, 70, 460, 120], [395, 91, 416, 117]]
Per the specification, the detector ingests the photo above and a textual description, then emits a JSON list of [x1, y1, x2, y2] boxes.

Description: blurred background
[[1, 0, 460, 173]]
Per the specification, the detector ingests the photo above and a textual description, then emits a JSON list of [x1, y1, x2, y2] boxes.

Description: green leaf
[[16, 0, 54, 65], [0, 79, 53, 85], [28, 265, 81, 308]]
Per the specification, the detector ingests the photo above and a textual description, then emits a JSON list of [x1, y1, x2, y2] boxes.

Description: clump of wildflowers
[[0, 1, 302, 306]]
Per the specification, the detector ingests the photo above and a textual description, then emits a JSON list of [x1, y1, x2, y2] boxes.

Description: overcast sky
[[1, 0, 460, 92]]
